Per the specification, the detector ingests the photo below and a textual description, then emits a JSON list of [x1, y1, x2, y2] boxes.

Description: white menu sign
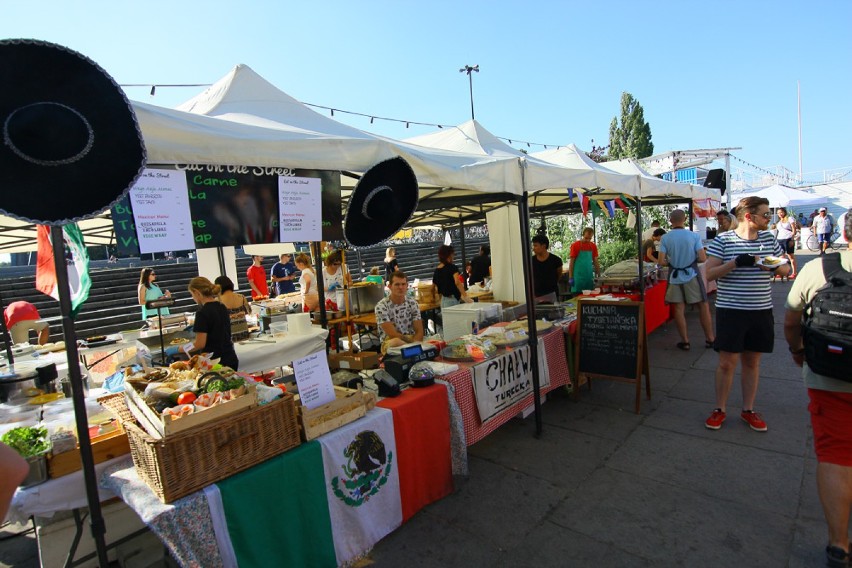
[[292, 350, 336, 409], [279, 176, 322, 242], [130, 169, 195, 254]]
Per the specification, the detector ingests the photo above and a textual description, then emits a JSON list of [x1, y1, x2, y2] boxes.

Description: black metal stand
[[0, 286, 15, 365], [145, 297, 175, 366], [50, 225, 109, 568]]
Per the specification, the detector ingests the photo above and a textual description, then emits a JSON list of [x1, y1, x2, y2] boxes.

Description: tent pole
[[517, 193, 543, 437], [637, 199, 645, 300], [458, 217, 466, 269], [0, 287, 14, 364], [50, 225, 109, 568]]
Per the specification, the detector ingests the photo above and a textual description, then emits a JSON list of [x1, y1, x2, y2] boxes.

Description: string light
[[120, 82, 570, 150]]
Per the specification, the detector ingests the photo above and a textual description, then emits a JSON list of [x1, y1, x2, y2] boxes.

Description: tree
[[608, 92, 654, 160]]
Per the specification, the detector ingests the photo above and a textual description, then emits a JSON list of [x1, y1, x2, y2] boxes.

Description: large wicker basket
[[122, 394, 300, 503]]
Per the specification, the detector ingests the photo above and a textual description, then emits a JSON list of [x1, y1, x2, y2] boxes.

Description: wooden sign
[[575, 299, 650, 413]]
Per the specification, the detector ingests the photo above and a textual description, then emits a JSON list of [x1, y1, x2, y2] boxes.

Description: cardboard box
[[48, 427, 130, 478], [328, 350, 380, 370], [124, 382, 258, 439]]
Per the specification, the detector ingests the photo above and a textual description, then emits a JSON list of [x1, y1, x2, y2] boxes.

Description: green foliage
[[2, 426, 49, 458], [608, 92, 654, 160], [597, 240, 637, 270]]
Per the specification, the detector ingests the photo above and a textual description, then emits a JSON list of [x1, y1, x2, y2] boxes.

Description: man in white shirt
[[812, 207, 834, 255]]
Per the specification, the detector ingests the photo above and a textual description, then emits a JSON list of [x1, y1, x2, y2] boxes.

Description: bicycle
[[806, 230, 843, 252]]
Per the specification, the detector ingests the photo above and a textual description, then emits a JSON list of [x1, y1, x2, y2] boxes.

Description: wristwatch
[[788, 346, 805, 355]]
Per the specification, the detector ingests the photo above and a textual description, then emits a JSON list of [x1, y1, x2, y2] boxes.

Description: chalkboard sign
[[576, 299, 650, 413], [110, 194, 140, 256], [112, 165, 343, 253]]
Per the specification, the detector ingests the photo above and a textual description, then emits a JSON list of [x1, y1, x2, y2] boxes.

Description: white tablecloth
[[234, 328, 328, 373], [7, 455, 126, 524]]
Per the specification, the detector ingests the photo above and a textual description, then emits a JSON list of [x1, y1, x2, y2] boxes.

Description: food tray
[[123, 381, 258, 439], [121, 393, 300, 503], [293, 386, 373, 441], [440, 348, 498, 362], [492, 336, 529, 349]]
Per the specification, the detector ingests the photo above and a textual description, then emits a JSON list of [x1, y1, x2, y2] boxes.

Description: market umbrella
[[0, 39, 146, 567]]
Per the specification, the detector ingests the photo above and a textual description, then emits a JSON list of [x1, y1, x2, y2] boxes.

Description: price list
[[279, 176, 322, 242], [130, 169, 195, 254]]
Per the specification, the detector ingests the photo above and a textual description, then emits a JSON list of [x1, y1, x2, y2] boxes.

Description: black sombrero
[[0, 39, 146, 225], [344, 156, 418, 247]]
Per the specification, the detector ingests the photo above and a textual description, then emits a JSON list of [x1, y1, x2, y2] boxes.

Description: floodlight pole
[[459, 65, 480, 120]]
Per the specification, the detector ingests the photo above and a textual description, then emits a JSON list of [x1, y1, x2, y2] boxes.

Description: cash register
[[383, 342, 438, 382]]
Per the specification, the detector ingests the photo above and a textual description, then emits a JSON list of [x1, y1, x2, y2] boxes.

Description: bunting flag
[[604, 200, 617, 218], [566, 187, 575, 202], [590, 199, 602, 217], [579, 193, 590, 216], [614, 197, 629, 214], [36, 223, 91, 319]]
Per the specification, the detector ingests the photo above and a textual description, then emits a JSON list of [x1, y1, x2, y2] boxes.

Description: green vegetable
[[206, 378, 228, 393], [227, 377, 245, 390], [1, 426, 50, 458]]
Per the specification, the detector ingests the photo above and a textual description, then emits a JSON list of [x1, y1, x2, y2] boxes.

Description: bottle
[[471, 320, 479, 335]]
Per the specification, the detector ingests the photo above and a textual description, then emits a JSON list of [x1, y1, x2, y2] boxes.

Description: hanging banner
[[470, 340, 550, 424], [110, 194, 140, 257]]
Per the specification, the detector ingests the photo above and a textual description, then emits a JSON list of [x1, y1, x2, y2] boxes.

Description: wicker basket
[[98, 392, 135, 424], [123, 394, 300, 503]]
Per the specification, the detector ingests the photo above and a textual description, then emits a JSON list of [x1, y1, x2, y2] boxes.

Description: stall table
[[377, 384, 453, 522], [102, 388, 455, 567], [439, 327, 571, 446]]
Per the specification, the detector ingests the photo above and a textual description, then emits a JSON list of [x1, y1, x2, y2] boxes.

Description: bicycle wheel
[[806, 234, 819, 251]]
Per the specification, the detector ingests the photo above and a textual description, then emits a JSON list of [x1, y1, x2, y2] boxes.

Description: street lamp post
[[459, 64, 479, 120]]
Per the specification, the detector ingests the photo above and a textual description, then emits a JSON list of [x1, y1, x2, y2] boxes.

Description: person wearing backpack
[[784, 209, 852, 567]]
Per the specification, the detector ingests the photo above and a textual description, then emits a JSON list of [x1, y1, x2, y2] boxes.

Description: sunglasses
[[749, 212, 772, 219]]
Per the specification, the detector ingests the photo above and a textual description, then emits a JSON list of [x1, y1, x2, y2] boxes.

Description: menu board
[[111, 165, 343, 254], [279, 176, 322, 242], [186, 169, 279, 248], [130, 169, 195, 254], [577, 300, 643, 380]]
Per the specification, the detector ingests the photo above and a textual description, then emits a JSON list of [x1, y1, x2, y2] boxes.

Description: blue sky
[[3, 0, 850, 185]]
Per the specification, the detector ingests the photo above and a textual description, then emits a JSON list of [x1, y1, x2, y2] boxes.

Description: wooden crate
[[416, 282, 437, 304], [48, 427, 130, 479], [294, 386, 373, 441], [124, 382, 258, 439]]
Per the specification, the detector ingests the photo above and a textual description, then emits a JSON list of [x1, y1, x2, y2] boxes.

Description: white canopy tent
[[597, 157, 720, 201], [730, 184, 826, 210]]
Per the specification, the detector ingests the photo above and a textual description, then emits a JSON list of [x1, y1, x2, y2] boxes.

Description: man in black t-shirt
[[468, 245, 492, 286], [531, 234, 563, 302]]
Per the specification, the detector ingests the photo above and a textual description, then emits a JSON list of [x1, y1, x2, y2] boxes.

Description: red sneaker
[[705, 408, 726, 430], [741, 410, 768, 432]]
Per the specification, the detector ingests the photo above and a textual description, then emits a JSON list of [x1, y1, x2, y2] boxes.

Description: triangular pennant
[[604, 201, 617, 218], [567, 187, 575, 202], [579, 193, 590, 216], [590, 199, 602, 216], [613, 197, 629, 214]]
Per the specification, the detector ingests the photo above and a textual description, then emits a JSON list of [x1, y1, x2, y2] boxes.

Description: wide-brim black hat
[[0, 39, 146, 225], [344, 156, 418, 247]]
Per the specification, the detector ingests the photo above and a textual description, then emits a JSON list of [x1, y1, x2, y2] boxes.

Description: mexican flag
[[36, 223, 91, 319]]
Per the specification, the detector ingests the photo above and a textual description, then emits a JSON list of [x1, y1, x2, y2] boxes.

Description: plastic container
[[270, 322, 288, 339]]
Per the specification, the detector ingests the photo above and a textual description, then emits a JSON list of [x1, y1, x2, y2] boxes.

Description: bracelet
[[788, 346, 805, 355]]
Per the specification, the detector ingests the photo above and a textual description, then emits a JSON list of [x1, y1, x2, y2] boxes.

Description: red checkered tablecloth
[[440, 328, 571, 446]]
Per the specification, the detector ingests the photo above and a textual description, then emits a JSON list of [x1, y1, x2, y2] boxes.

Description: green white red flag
[[36, 223, 91, 319]]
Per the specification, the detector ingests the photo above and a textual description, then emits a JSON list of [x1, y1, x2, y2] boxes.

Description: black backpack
[[802, 254, 852, 380]]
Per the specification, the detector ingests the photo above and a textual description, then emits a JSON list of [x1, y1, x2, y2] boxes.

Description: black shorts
[[715, 307, 775, 353], [778, 238, 795, 255]]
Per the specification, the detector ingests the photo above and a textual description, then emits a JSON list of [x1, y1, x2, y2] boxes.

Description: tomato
[[176, 392, 197, 405]]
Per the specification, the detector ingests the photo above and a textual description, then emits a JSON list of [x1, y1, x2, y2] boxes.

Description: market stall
[[100, 384, 454, 568]]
